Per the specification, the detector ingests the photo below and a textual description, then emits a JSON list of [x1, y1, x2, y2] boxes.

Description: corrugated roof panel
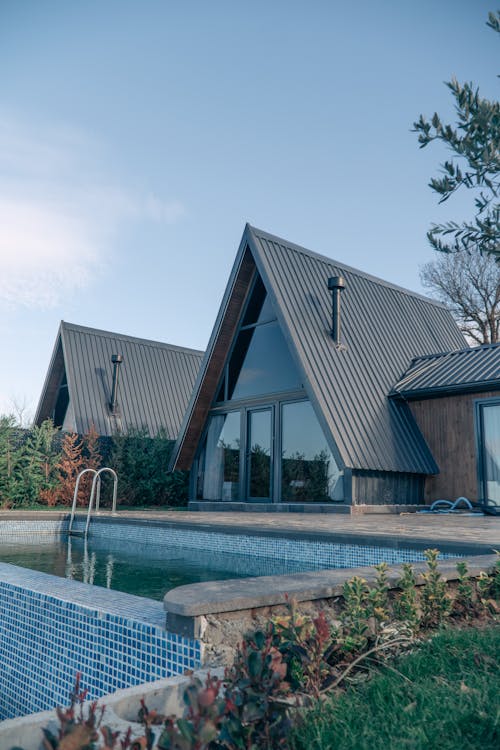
[[53, 322, 203, 437], [394, 342, 500, 396], [248, 227, 466, 473]]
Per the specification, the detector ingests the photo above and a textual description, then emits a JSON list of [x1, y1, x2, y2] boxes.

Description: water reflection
[[0, 535, 326, 601]]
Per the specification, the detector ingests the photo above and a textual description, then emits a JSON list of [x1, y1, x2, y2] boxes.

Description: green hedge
[[0, 417, 188, 508]]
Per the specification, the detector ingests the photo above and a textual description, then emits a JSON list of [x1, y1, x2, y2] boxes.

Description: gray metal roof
[[393, 343, 500, 398], [35, 322, 204, 437], [172, 225, 467, 475]]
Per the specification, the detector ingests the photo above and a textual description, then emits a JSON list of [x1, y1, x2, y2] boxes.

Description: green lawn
[[291, 626, 500, 750]]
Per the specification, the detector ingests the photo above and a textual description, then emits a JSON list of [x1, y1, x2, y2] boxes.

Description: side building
[[35, 322, 204, 438], [392, 343, 500, 514], [169, 224, 483, 512]]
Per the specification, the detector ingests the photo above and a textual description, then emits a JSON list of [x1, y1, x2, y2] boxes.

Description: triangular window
[[215, 274, 303, 402], [53, 370, 69, 427], [228, 322, 302, 399]]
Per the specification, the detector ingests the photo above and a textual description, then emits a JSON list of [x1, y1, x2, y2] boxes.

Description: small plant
[[223, 626, 291, 748], [340, 576, 370, 653], [421, 549, 451, 628], [29, 673, 134, 750], [489, 550, 500, 600], [475, 555, 500, 614], [272, 598, 338, 697], [453, 560, 475, 618], [477, 570, 493, 601], [368, 562, 391, 627], [394, 563, 420, 633], [154, 673, 228, 750]]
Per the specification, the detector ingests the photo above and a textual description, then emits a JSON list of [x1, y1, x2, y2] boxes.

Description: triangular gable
[[172, 225, 467, 474]]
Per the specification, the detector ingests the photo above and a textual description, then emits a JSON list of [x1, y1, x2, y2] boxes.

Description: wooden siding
[[352, 471, 425, 505], [409, 390, 500, 502]]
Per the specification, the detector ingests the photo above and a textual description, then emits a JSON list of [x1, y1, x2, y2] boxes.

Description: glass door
[[478, 402, 500, 513], [247, 408, 273, 501]]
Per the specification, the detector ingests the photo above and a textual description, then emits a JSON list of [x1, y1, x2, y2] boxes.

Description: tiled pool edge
[[0, 564, 201, 720]]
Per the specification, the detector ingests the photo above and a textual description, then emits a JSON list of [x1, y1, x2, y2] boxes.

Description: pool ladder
[[68, 467, 118, 537]]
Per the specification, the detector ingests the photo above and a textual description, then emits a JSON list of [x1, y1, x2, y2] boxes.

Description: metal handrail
[[68, 469, 98, 534], [85, 467, 118, 537]]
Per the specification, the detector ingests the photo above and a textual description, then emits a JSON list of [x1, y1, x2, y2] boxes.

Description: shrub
[[108, 428, 189, 507], [0, 415, 188, 508]]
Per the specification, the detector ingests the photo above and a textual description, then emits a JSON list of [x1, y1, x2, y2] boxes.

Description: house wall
[[352, 471, 425, 505], [408, 390, 500, 503]]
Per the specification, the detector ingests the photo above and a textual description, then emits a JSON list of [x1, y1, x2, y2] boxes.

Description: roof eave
[[391, 381, 500, 401]]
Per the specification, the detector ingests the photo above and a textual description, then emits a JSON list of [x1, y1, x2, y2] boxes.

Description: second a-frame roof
[[35, 322, 204, 437], [172, 225, 467, 474]]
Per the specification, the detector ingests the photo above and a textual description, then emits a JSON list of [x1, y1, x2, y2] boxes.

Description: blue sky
[[0, 0, 497, 419]]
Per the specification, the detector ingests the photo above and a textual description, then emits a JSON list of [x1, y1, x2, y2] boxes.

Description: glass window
[[53, 373, 69, 428], [202, 412, 241, 500], [242, 276, 276, 327], [480, 403, 500, 509], [248, 409, 272, 499], [228, 322, 302, 400], [215, 375, 226, 403], [281, 401, 343, 502]]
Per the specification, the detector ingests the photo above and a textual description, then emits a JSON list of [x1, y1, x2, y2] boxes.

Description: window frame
[[194, 393, 345, 503], [474, 396, 500, 511]]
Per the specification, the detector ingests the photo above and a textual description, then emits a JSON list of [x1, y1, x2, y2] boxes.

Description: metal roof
[[35, 322, 204, 437], [172, 225, 467, 475], [392, 343, 500, 398]]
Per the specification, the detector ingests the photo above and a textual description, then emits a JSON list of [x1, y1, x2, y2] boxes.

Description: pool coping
[[163, 553, 499, 618]]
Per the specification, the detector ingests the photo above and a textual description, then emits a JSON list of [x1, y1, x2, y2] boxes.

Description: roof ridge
[[410, 342, 495, 366], [60, 321, 204, 356], [247, 225, 449, 309]]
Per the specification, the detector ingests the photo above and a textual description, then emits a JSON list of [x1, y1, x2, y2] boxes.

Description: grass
[[290, 625, 500, 750]]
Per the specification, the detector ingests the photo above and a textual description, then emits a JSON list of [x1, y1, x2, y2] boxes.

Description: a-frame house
[[170, 225, 467, 511], [35, 322, 204, 438]]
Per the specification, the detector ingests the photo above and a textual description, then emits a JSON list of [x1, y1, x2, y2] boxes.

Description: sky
[[0, 0, 497, 420]]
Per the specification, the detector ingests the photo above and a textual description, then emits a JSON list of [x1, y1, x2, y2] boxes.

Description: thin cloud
[[0, 114, 185, 309], [0, 198, 98, 308]]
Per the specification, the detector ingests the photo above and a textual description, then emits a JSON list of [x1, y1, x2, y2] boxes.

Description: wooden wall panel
[[409, 391, 500, 503], [352, 471, 424, 505]]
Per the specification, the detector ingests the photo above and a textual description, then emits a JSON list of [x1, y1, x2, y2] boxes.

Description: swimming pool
[[0, 513, 485, 722], [0, 514, 470, 601]]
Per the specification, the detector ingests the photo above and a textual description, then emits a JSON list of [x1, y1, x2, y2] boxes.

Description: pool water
[[0, 536, 318, 600]]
